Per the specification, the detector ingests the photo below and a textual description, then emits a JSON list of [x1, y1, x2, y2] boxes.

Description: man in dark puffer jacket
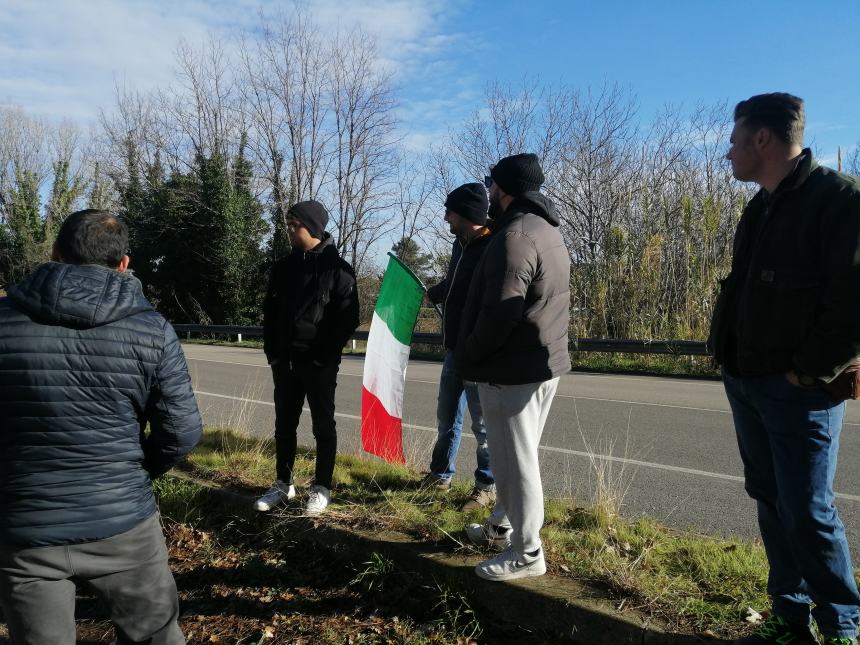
[[0, 210, 202, 645], [421, 183, 495, 510], [258, 200, 359, 516]]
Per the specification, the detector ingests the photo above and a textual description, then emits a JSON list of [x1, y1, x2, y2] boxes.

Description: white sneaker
[[253, 480, 296, 512], [475, 547, 546, 581], [305, 484, 331, 516], [465, 521, 512, 551]]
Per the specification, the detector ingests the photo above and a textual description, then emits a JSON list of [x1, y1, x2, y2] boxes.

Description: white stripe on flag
[[363, 311, 411, 418]]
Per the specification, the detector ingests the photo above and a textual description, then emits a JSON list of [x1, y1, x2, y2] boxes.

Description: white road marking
[[193, 390, 860, 503], [188, 357, 860, 426], [556, 394, 732, 414], [187, 357, 734, 414]]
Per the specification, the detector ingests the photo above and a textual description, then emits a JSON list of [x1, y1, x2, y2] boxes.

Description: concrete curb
[[171, 472, 726, 644]]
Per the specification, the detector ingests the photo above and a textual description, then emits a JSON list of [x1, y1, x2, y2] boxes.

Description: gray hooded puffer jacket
[[457, 191, 571, 384]]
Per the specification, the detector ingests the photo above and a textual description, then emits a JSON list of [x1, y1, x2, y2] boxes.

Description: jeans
[[428, 351, 494, 487], [0, 513, 184, 645], [723, 370, 860, 638], [273, 355, 339, 490], [480, 378, 559, 555]]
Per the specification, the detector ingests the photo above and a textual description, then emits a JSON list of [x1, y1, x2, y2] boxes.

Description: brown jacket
[[457, 191, 571, 384]]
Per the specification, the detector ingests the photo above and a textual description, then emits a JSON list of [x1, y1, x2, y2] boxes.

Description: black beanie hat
[[444, 182, 489, 225], [490, 153, 545, 196], [288, 200, 328, 239]]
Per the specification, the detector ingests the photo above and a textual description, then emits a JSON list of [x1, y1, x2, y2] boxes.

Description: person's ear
[[117, 255, 130, 273], [754, 127, 772, 151]]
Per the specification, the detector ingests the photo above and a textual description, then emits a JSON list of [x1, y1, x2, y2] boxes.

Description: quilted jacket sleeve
[[314, 260, 360, 363], [142, 320, 203, 478], [262, 260, 282, 364]]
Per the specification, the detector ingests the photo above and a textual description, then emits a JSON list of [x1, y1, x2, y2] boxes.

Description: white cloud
[[0, 0, 472, 124], [0, 0, 226, 122]]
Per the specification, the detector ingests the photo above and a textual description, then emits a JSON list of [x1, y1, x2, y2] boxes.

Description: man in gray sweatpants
[[457, 153, 571, 581]]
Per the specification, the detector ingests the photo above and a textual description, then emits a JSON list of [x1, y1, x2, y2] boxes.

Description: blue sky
[[1, 0, 859, 166]]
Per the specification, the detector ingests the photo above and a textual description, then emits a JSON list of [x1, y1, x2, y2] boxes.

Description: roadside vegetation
[[12, 428, 853, 642], [176, 427, 822, 640]]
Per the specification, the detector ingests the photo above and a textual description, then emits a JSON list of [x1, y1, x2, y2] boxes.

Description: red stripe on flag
[[361, 386, 405, 464]]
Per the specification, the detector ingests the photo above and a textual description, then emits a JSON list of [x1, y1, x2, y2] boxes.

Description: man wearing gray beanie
[[458, 153, 571, 582], [421, 183, 496, 511]]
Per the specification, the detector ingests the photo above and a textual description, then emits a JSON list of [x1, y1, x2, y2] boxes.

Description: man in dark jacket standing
[[258, 200, 359, 516], [422, 183, 495, 511], [709, 94, 859, 645], [458, 153, 571, 581], [0, 210, 202, 645]]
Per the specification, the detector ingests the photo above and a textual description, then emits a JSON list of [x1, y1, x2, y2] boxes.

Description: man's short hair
[[55, 209, 129, 268], [734, 93, 805, 147]]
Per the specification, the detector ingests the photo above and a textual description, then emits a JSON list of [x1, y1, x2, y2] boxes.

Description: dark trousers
[[273, 357, 339, 489], [0, 513, 183, 645]]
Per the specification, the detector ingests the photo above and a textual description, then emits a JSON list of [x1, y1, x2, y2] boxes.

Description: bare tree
[[327, 26, 398, 275], [847, 144, 860, 177]]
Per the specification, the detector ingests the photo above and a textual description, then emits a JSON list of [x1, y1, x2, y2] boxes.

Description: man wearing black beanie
[[421, 183, 496, 511], [459, 153, 571, 582], [259, 200, 360, 517]]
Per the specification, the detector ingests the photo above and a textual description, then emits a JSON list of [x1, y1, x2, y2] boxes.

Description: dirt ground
[[1, 519, 496, 644]]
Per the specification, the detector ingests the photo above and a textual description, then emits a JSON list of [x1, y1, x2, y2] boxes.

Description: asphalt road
[[182, 343, 860, 557]]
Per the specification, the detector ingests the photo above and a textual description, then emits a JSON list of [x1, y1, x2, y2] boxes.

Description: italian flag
[[361, 253, 425, 464]]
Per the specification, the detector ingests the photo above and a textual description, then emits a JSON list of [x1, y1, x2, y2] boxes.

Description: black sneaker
[[733, 615, 819, 644]]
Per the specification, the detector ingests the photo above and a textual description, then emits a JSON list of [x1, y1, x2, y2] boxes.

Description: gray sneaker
[[459, 486, 496, 511], [465, 521, 511, 551], [253, 480, 296, 512]]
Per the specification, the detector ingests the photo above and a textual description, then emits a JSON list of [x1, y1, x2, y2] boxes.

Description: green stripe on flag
[[374, 253, 425, 346]]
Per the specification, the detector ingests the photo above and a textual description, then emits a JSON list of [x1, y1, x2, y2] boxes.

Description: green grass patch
[[570, 351, 719, 378], [182, 337, 264, 349], [176, 429, 860, 639]]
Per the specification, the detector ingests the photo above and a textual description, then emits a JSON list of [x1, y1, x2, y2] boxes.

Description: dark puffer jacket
[[0, 262, 202, 547], [263, 234, 360, 365], [457, 191, 571, 384], [426, 230, 491, 350]]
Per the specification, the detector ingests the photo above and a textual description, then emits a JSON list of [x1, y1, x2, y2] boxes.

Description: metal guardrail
[[173, 324, 709, 356]]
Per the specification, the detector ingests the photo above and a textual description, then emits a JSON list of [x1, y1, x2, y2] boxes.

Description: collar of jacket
[[764, 147, 817, 200], [493, 190, 560, 228], [292, 233, 335, 259], [461, 226, 492, 246]]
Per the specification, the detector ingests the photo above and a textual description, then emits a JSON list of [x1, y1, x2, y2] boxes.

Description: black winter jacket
[[708, 150, 860, 381], [263, 235, 360, 365], [0, 262, 202, 547], [457, 192, 571, 384], [426, 230, 491, 350]]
